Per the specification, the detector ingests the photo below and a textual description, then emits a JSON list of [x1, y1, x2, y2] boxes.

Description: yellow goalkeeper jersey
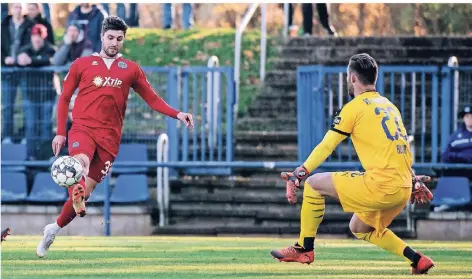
[[331, 91, 413, 187]]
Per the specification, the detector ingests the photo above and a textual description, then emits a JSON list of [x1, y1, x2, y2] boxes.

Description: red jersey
[[56, 53, 179, 156]]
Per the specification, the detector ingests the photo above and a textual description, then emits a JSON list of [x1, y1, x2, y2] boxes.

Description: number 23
[[375, 106, 407, 141]]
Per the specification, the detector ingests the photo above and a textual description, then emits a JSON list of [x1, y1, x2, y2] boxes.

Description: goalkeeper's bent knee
[[352, 232, 370, 240]]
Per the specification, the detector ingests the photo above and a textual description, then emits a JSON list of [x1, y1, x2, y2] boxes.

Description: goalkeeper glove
[[281, 165, 310, 204], [410, 175, 433, 205]]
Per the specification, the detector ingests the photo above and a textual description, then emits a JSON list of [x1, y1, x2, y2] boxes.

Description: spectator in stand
[[101, 3, 139, 27], [68, 4, 107, 52], [26, 3, 54, 45], [1, 3, 34, 144], [442, 105, 472, 165], [284, 3, 337, 37], [17, 24, 56, 159], [163, 3, 193, 30], [125, 3, 139, 27], [1, 3, 34, 66], [53, 23, 93, 66], [41, 3, 51, 23], [1, 3, 8, 22], [285, 3, 298, 37]]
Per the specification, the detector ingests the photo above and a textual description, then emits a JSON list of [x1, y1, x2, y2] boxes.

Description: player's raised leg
[[271, 172, 336, 264], [70, 146, 116, 218], [70, 153, 91, 217], [36, 164, 100, 258], [350, 214, 434, 274]]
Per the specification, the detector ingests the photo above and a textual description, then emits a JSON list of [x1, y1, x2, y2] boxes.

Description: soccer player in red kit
[[36, 16, 194, 257]]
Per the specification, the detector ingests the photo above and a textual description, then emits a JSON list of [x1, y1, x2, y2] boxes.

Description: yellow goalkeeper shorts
[[332, 171, 412, 234]]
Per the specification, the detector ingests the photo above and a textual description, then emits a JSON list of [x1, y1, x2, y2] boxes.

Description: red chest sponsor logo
[[92, 76, 123, 88]]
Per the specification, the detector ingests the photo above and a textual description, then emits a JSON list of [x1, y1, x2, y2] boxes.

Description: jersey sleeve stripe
[[330, 127, 350, 137]]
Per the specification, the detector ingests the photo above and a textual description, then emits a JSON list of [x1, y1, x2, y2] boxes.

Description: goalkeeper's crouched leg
[[350, 214, 434, 275]]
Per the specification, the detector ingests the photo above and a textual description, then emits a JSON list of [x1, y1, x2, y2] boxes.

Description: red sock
[[56, 187, 76, 228], [56, 178, 88, 228]]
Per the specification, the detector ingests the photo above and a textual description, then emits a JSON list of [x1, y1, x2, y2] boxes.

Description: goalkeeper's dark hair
[[101, 16, 128, 36], [348, 53, 378, 85]]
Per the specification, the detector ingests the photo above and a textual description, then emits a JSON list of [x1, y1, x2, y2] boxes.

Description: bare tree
[[414, 3, 427, 36], [358, 3, 365, 35]]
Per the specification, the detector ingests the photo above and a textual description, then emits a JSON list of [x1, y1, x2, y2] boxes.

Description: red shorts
[[68, 127, 116, 183]]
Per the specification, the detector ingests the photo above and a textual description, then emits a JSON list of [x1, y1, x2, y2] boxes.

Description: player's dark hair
[[348, 53, 378, 85], [101, 16, 128, 36]]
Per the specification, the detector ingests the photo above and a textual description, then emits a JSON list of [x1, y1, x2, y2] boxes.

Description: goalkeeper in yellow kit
[[270, 53, 435, 275]]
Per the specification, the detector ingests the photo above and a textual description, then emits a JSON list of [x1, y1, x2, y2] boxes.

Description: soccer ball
[[51, 156, 84, 188]]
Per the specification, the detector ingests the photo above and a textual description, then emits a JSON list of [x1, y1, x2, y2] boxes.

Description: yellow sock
[[298, 181, 325, 251], [353, 229, 410, 263]]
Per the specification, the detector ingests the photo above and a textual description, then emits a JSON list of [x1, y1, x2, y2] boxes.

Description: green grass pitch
[[2, 236, 472, 279]]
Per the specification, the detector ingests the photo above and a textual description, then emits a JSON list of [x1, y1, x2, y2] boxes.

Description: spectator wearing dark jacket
[[442, 106, 472, 164], [1, 3, 34, 143], [53, 23, 93, 66], [17, 24, 56, 159], [26, 3, 55, 45], [68, 4, 106, 52], [1, 4, 34, 65]]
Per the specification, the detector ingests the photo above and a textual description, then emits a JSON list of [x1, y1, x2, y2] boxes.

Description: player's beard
[[347, 83, 355, 98], [103, 46, 119, 58]]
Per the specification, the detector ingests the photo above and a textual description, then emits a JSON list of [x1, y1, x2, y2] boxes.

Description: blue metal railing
[[124, 66, 174, 144], [166, 67, 235, 176], [297, 65, 325, 163], [1, 66, 69, 158]]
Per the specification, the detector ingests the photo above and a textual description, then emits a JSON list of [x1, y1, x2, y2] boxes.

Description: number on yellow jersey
[[374, 106, 408, 141]]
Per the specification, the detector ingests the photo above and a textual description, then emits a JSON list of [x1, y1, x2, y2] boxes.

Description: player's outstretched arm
[[281, 130, 346, 203], [303, 130, 346, 172], [281, 103, 357, 204], [132, 66, 194, 129], [53, 62, 80, 156]]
